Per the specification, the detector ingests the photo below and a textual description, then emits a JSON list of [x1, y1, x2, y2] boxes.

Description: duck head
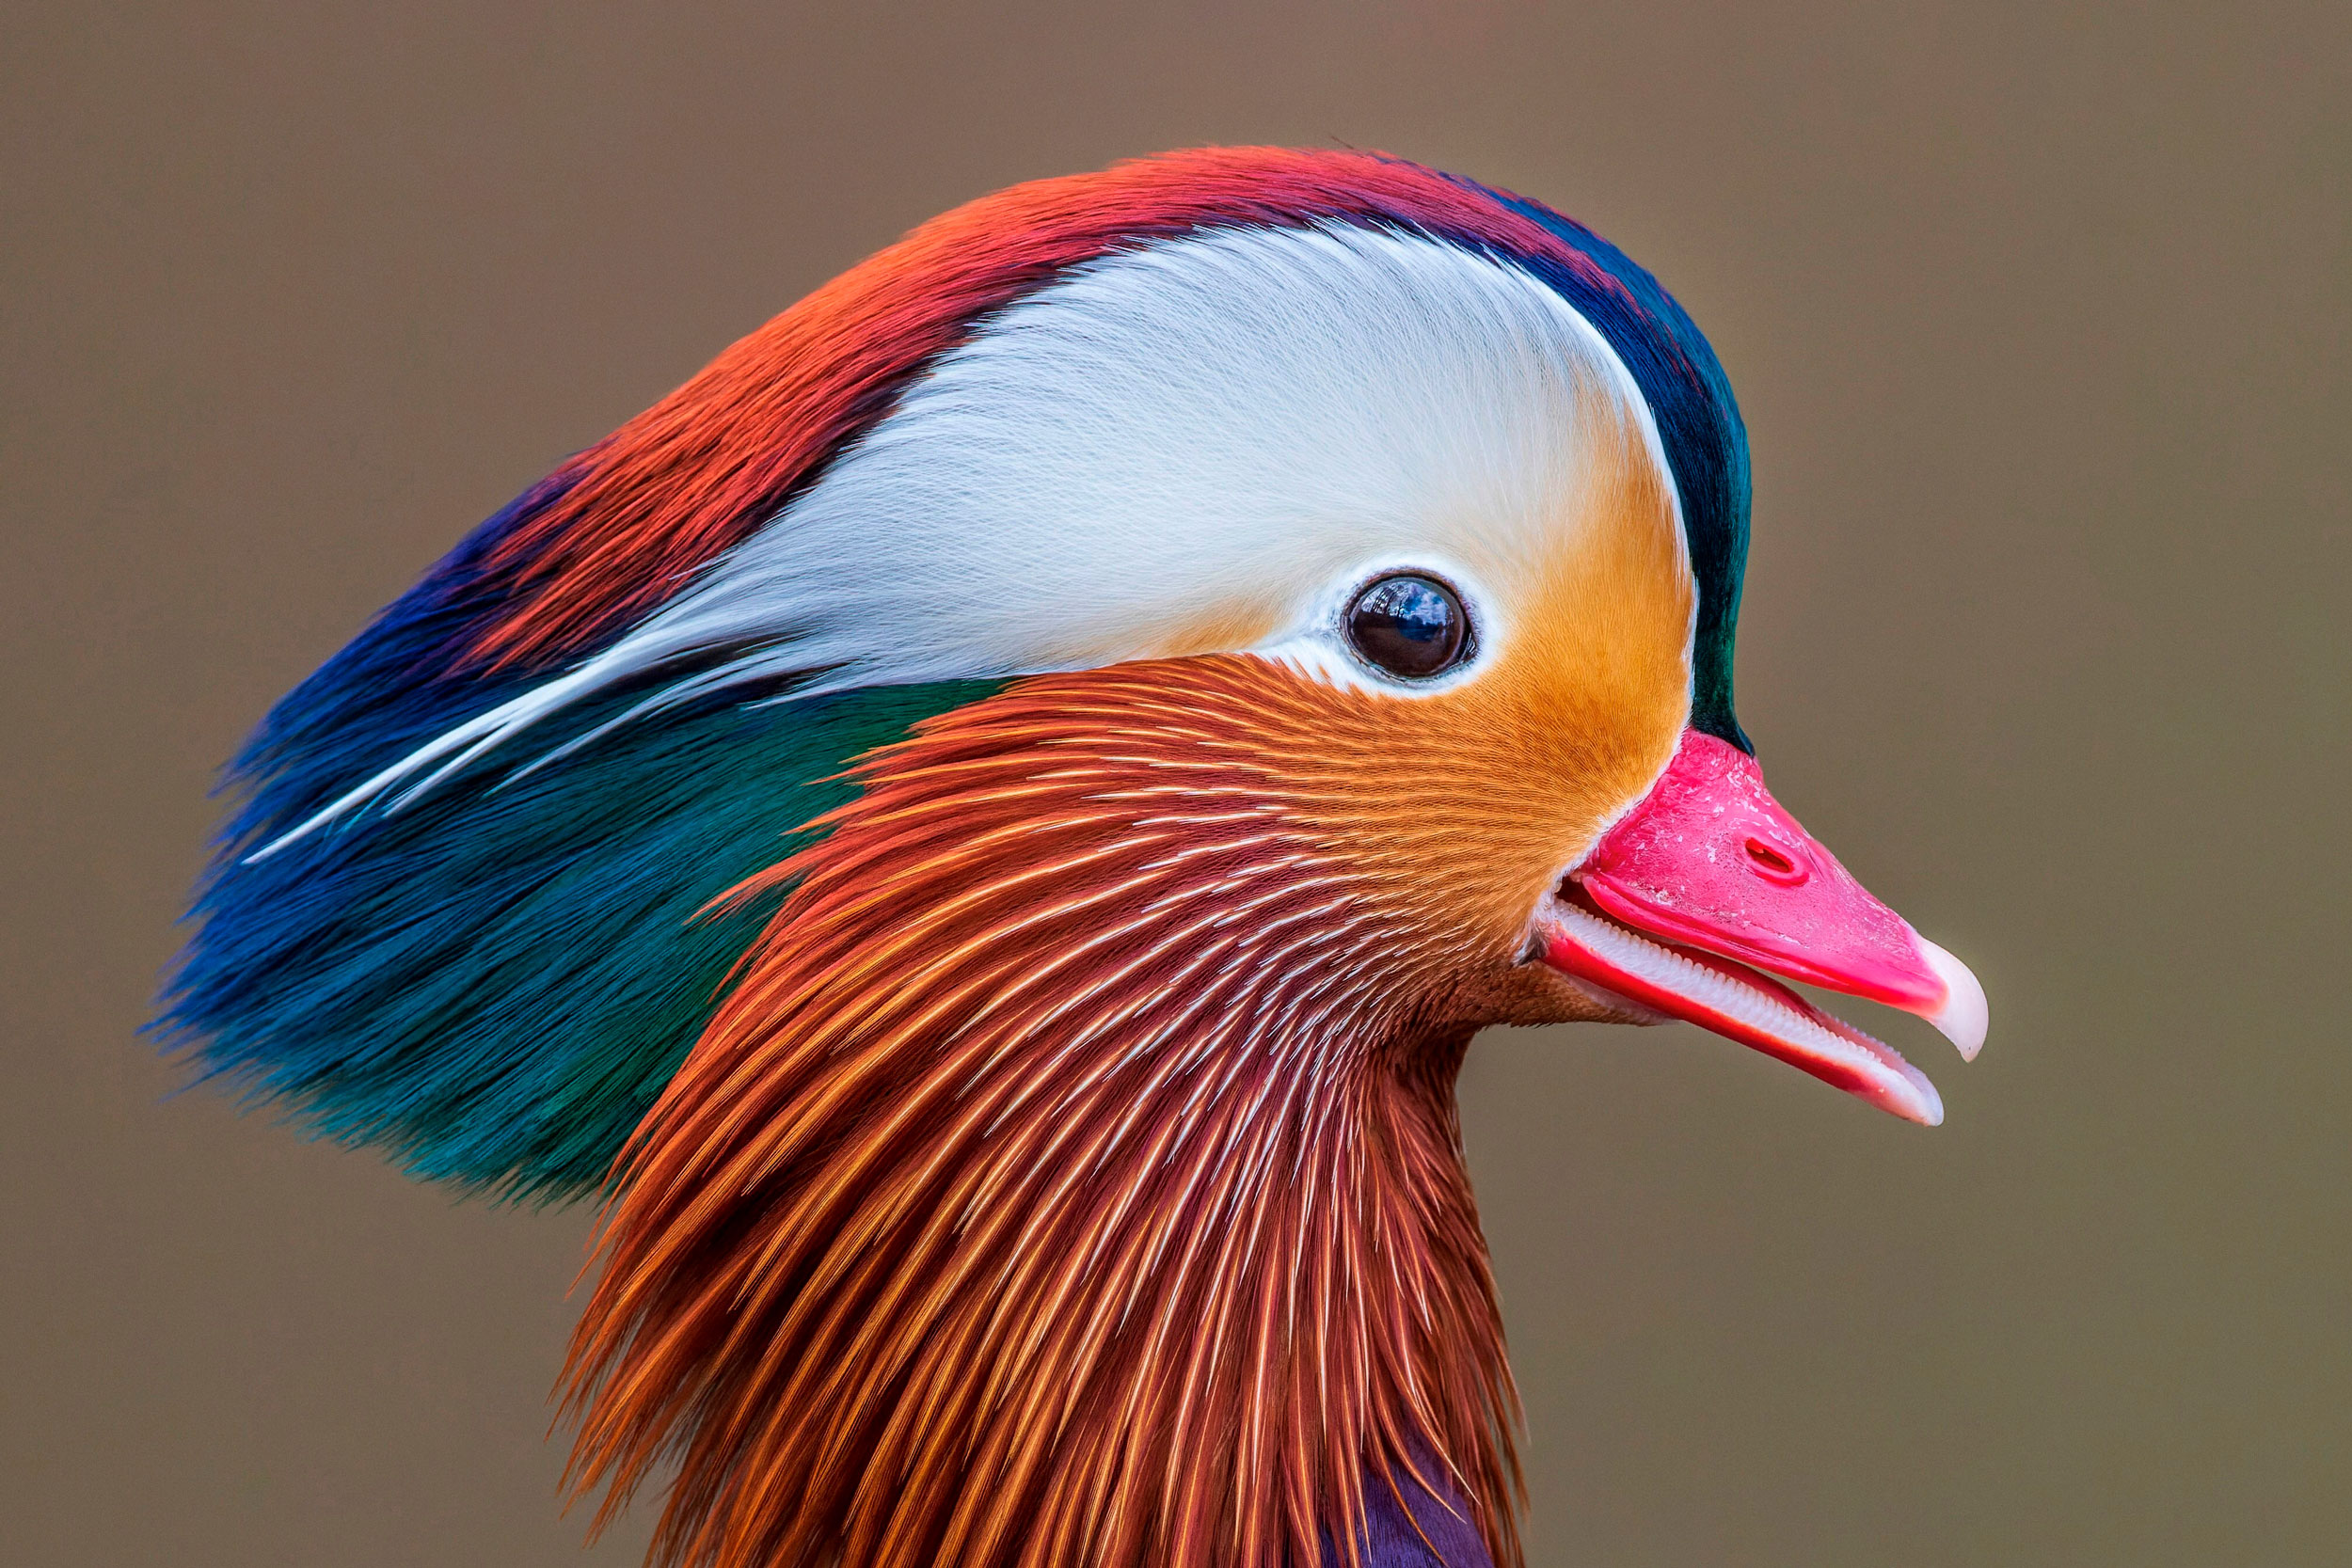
[[177, 149, 1986, 1568]]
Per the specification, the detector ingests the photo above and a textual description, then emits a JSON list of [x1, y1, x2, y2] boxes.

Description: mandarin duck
[[165, 147, 1987, 1568]]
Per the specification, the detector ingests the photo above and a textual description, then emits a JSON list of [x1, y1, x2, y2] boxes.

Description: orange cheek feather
[[1120, 398, 1698, 1018], [1250, 409, 1696, 1004]]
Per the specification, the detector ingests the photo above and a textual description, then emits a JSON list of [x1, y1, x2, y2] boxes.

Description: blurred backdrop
[[4, 3, 2345, 1564]]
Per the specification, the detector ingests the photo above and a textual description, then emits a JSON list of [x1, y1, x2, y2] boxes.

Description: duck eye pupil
[[1343, 573, 1470, 680]]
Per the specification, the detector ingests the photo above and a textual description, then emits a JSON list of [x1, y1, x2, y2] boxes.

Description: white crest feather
[[253, 223, 1680, 858]]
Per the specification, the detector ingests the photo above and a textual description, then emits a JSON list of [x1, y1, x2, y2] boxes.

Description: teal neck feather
[[162, 680, 1000, 1204]]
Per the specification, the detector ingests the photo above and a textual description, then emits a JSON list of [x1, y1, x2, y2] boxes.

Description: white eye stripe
[[251, 223, 1690, 855], [698, 223, 1673, 687]]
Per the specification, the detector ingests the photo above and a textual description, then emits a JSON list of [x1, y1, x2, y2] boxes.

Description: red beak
[[1533, 730, 1987, 1125]]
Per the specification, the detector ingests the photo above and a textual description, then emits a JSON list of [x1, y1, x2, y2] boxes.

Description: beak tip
[[1890, 1062, 1946, 1127], [1917, 938, 1988, 1063]]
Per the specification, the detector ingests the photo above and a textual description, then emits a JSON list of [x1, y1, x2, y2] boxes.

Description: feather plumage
[[161, 145, 1767, 1567], [165, 672, 999, 1199], [564, 658, 1538, 1568]]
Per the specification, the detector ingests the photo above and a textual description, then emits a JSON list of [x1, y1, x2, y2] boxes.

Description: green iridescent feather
[[163, 679, 1001, 1205]]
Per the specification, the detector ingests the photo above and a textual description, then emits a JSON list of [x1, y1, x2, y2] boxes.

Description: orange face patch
[[1104, 385, 1696, 1014]]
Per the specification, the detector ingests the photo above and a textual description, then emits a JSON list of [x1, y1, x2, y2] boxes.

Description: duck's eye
[[1343, 573, 1470, 680]]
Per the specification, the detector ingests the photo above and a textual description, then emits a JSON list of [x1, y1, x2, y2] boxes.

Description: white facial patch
[[254, 223, 1684, 855]]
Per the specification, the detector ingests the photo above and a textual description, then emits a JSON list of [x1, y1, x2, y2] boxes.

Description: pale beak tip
[[1917, 938, 1988, 1062], [1893, 1058, 1947, 1126]]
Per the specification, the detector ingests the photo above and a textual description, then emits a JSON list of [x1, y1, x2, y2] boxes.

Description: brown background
[[5, 3, 2346, 1564]]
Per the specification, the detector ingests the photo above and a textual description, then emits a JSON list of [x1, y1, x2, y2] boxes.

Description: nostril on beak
[[1744, 836, 1808, 885]]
